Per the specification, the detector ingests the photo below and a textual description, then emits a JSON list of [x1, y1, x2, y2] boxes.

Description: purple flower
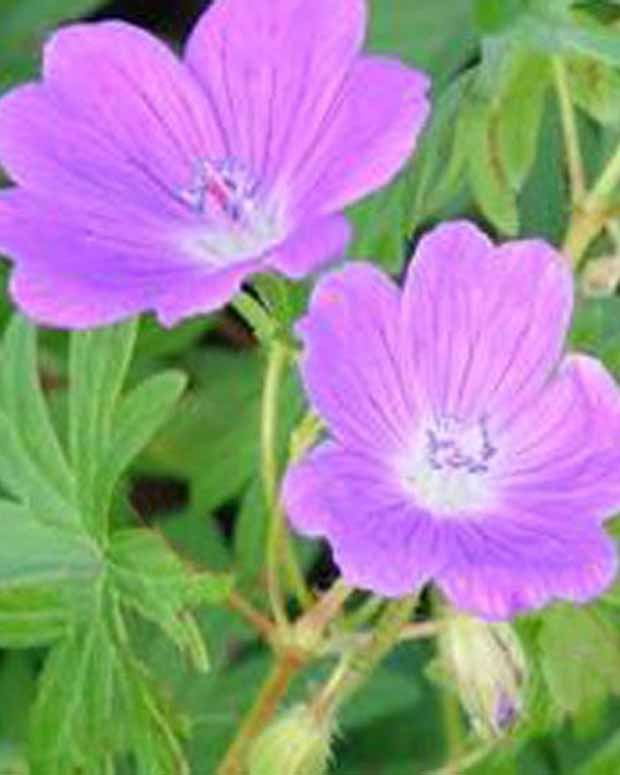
[[283, 221, 620, 620], [0, 0, 429, 328]]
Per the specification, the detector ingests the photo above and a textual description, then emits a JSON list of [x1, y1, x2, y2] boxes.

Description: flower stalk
[[261, 340, 311, 627], [553, 56, 585, 204], [311, 596, 417, 721], [217, 652, 305, 775]]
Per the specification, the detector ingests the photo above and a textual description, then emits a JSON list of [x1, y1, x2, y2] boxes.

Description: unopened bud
[[248, 704, 333, 775], [439, 614, 527, 739]]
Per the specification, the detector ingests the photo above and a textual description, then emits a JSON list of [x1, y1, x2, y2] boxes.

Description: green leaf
[[348, 175, 411, 273], [539, 604, 620, 718], [135, 314, 216, 361], [0, 500, 100, 591], [97, 369, 188, 509], [367, 0, 477, 84], [521, 5, 620, 65], [0, 652, 37, 743], [464, 99, 520, 235], [408, 72, 473, 228], [253, 274, 311, 333], [494, 51, 551, 189], [29, 620, 123, 775], [0, 586, 68, 648], [29, 615, 191, 775], [0, 317, 73, 498], [567, 54, 620, 125], [0, 317, 78, 527], [473, 0, 526, 35], [519, 95, 569, 244], [68, 319, 138, 534], [577, 730, 620, 774], [569, 295, 620, 373], [109, 528, 231, 671], [234, 477, 269, 587], [145, 350, 303, 514], [0, 0, 108, 91]]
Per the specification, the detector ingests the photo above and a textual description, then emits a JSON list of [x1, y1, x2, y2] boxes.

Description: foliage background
[[0, 0, 619, 773]]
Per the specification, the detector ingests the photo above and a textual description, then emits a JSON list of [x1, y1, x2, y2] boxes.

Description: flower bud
[[248, 704, 333, 775], [439, 614, 527, 739]]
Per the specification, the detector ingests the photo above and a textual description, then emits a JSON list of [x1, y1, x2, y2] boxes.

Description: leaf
[[494, 51, 551, 190], [473, 0, 526, 35], [0, 586, 68, 648], [567, 53, 620, 125], [519, 4, 620, 65], [252, 274, 311, 333], [234, 477, 269, 587], [367, 0, 477, 84], [97, 370, 188, 509], [519, 95, 569, 244], [135, 314, 216, 361], [0, 652, 37, 743], [539, 604, 620, 718], [569, 295, 620, 373], [347, 175, 411, 274], [68, 319, 138, 534], [0, 318, 78, 527], [464, 98, 519, 235], [29, 615, 191, 775], [109, 528, 231, 671], [145, 350, 304, 514], [0, 0, 109, 91], [577, 730, 620, 774], [29, 620, 123, 775], [0, 317, 73, 499], [0, 500, 100, 591], [408, 72, 473, 228]]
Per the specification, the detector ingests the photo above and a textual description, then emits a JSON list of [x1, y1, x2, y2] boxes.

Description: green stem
[[587, 144, 620, 209], [553, 56, 585, 204], [262, 341, 292, 630], [341, 595, 385, 632], [311, 596, 417, 719]]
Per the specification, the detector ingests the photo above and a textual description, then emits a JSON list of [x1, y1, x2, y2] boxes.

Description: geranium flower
[[0, 0, 429, 328], [283, 221, 620, 620]]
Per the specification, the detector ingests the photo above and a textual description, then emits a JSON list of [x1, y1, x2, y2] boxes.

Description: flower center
[[178, 157, 284, 266], [180, 157, 259, 222], [401, 416, 497, 517]]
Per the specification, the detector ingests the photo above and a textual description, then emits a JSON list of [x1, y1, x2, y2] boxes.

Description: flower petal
[[266, 215, 351, 279], [438, 516, 618, 620], [0, 190, 257, 328], [283, 442, 444, 596], [401, 221, 573, 422], [185, 0, 365, 194], [497, 354, 620, 521], [0, 22, 219, 205], [296, 263, 416, 453], [287, 57, 430, 217]]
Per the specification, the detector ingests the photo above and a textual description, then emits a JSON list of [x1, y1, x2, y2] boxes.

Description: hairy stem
[[311, 596, 417, 720], [216, 652, 304, 775], [227, 590, 275, 642]]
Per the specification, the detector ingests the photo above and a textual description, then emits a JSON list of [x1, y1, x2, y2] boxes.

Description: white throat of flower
[[400, 415, 497, 517], [178, 157, 286, 266]]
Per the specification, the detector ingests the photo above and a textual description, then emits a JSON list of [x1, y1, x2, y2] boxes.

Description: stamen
[[400, 415, 498, 516], [179, 157, 259, 222]]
